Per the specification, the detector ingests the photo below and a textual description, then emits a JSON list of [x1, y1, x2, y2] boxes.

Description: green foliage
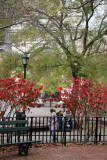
[[78, 54, 107, 85], [0, 18, 12, 45], [27, 48, 72, 92], [0, 52, 22, 79], [1, 0, 106, 92], [11, 25, 40, 46], [0, 30, 5, 45]]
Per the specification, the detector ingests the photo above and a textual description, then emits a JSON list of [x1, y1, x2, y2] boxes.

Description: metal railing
[[0, 116, 107, 145]]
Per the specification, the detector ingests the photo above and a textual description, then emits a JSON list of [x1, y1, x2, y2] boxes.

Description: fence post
[[30, 117, 33, 141], [99, 132, 101, 142], [95, 117, 98, 145], [63, 117, 66, 146]]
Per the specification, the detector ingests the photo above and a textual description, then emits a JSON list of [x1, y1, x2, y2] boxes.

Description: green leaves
[[78, 54, 107, 84], [28, 48, 71, 92], [0, 52, 22, 79]]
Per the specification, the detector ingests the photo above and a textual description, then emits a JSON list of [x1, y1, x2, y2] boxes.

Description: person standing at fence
[[65, 111, 75, 130], [57, 110, 64, 130], [49, 109, 58, 143], [70, 111, 75, 130]]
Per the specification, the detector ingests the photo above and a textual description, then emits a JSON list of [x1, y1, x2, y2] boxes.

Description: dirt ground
[[0, 143, 107, 160]]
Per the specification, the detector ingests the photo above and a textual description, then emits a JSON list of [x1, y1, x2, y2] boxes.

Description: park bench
[[0, 120, 41, 155]]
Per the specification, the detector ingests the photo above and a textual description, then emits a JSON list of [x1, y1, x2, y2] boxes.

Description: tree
[[28, 48, 72, 92], [11, 0, 107, 79], [57, 77, 107, 141], [58, 77, 107, 116], [0, 0, 106, 90], [0, 73, 43, 117]]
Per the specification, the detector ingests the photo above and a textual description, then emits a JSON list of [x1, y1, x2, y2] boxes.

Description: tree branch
[[74, 12, 84, 40], [0, 20, 28, 30], [82, 0, 94, 50], [82, 29, 107, 55]]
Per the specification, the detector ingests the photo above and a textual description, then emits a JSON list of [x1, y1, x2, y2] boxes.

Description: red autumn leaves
[[0, 74, 43, 111], [58, 77, 107, 116], [0, 74, 106, 117]]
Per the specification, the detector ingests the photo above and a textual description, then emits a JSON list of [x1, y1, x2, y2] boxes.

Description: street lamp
[[22, 54, 29, 79]]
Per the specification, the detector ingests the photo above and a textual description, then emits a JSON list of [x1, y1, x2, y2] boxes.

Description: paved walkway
[[0, 143, 107, 160]]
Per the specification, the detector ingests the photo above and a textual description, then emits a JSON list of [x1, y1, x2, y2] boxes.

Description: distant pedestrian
[[65, 111, 75, 130], [49, 109, 58, 143], [57, 110, 64, 130], [69, 111, 75, 130]]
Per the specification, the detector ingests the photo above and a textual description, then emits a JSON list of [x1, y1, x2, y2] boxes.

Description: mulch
[[0, 143, 107, 160]]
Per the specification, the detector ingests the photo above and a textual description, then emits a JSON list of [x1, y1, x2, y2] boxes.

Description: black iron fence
[[0, 116, 107, 145]]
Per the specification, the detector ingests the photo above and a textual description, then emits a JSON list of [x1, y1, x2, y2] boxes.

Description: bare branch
[[81, 0, 94, 50], [82, 29, 107, 55], [99, 14, 107, 31], [65, 0, 91, 10], [0, 20, 27, 30], [74, 12, 84, 40]]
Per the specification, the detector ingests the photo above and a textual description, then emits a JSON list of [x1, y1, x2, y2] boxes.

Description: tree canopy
[[0, 0, 107, 91], [0, 73, 43, 117]]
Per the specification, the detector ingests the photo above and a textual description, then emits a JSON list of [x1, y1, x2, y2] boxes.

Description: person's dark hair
[[50, 109, 56, 113]]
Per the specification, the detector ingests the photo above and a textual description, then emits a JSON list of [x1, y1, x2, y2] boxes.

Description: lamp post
[[22, 54, 29, 79]]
